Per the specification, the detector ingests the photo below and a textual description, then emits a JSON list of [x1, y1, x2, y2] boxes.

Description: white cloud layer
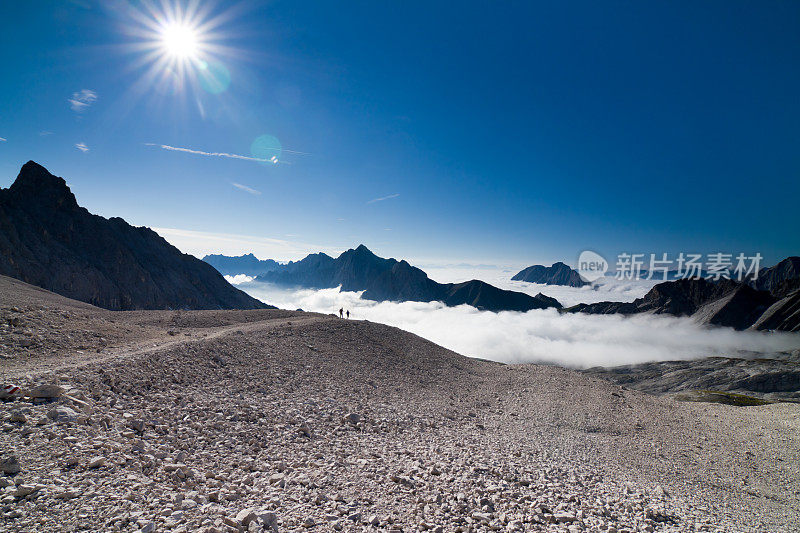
[[225, 274, 255, 284], [236, 281, 800, 368], [75, 142, 89, 152]]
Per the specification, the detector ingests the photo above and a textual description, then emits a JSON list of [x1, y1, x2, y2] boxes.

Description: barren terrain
[[1, 274, 799, 532]]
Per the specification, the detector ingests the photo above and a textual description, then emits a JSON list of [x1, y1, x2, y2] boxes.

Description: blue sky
[[1, 1, 798, 267]]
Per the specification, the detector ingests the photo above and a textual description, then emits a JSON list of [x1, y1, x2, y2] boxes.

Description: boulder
[[47, 406, 79, 424], [87, 456, 106, 469], [30, 384, 64, 399], [1, 456, 21, 475], [235, 508, 258, 527], [344, 412, 361, 426]]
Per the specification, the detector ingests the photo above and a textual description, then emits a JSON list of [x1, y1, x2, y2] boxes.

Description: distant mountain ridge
[[203, 253, 282, 277], [210, 245, 562, 312], [0, 161, 270, 311], [512, 262, 588, 287], [565, 274, 800, 331]]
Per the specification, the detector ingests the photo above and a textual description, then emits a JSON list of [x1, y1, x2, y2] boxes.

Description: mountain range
[[206, 246, 562, 312], [511, 262, 588, 286], [0, 161, 270, 311], [565, 273, 800, 332], [203, 253, 282, 277]]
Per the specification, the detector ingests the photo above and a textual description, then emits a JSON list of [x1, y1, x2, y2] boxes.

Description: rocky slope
[[0, 162, 269, 311], [511, 262, 588, 287], [584, 353, 800, 402], [752, 287, 800, 332], [203, 254, 282, 277], [750, 257, 800, 293], [1, 276, 799, 532], [255, 245, 561, 312]]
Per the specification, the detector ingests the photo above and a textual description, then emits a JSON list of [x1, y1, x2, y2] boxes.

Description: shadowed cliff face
[[0, 161, 271, 311], [253, 244, 562, 312]]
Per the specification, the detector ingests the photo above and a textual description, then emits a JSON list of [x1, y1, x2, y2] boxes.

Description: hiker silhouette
[[346, 310, 350, 319], [339, 307, 343, 318]]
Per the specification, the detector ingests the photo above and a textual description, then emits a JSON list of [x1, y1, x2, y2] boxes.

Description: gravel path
[[1, 275, 798, 532]]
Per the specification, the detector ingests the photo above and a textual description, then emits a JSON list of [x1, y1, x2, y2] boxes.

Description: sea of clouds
[[227, 273, 800, 368]]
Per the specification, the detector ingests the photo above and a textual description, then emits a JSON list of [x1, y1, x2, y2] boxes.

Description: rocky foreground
[[1, 276, 799, 532]]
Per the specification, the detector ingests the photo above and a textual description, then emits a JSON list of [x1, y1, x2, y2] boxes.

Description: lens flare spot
[[251, 135, 282, 163], [198, 60, 231, 94]]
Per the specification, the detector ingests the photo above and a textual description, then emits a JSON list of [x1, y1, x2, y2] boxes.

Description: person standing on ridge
[[339, 307, 343, 318], [346, 310, 350, 319]]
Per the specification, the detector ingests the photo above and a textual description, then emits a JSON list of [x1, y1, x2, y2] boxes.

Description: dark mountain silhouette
[[566, 278, 736, 316], [203, 253, 282, 277], [255, 244, 561, 312], [564, 277, 794, 331], [512, 262, 588, 287], [0, 161, 270, 311]]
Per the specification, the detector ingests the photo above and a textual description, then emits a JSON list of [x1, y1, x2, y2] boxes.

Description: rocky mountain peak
[[7, 161, 79, 211], [352, 244, 377, 256], [1, 162, 269, 310]]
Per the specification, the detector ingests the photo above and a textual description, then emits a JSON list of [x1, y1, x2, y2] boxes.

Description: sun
[[160, 23, 199, 59], [123, 1, 238, 99]]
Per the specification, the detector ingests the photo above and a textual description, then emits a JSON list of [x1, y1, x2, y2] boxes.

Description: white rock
[[236, 508, 257, 526], [87, 456, 106, 468], [554, 512, 576, 523], [53, 488, 77, 499], [13, 484, 37, 497]]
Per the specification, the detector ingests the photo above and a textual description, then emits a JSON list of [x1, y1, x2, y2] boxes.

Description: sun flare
[[160, 23, 199, 59]]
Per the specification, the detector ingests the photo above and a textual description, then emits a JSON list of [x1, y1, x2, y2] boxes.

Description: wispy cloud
[[69, 89, 97, 112], [39, 131, 54, 136], [232, 182, 261, 195], [145, 143, 308, 165], [367, 193, 400, 204], [75, 142, 89, 152], [0, 137, 6, 142]]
